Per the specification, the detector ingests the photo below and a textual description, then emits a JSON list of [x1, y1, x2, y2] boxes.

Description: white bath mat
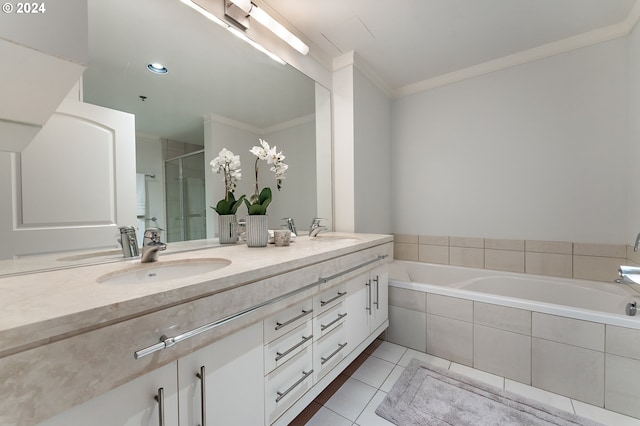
[[376, 359, 603, 426]]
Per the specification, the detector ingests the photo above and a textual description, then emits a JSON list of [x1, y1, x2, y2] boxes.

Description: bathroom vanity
[[0, 233, 392, 426]]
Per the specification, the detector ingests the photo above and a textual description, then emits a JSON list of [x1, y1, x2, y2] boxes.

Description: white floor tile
[[505, 379, 574, 413], [306, 406, 353, 426], [355, 390, 395, 426], [380, 365, 404, 393], [351, 355, 395, 388], [324, 377, 377, 422], [572, 400, 640, 426], [398, 348, 451, 369], [449, 363, 504, 389], [370, 341, 407, 364]]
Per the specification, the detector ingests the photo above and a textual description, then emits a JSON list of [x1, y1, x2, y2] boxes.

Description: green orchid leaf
[[259, 187, 272, 204]]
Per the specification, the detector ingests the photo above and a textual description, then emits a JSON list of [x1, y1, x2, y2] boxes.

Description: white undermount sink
[[96, 258, 231, 285]]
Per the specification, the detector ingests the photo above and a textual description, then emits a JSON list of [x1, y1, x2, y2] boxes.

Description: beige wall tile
[[606, 325, 640, 360], [626, 245, 640, 264], [485, 249, 525, 273], [418, 235, 448, 246], [449, 247, 484, 268], [393, 242, 418, 261], [532, 338, 604, 406], [474, 325, 531, 384], [485, 239, 525, 251], [525, 252, 572, 277], [474, 303, 531, 335], [427, 314, 473, 366], [387, 306, 427, 352], [574, 243, 626, 258], [532, 313, 604, 351], [526, 240, 573, 255], [427, 294, 473, 322], [389, 287, 426, 312], [394, 234, 418, 244], [450, 236, 484, 248], [605, 354, 640, 419], [418, 244, 449, 264], [573, 255, 623, 282]]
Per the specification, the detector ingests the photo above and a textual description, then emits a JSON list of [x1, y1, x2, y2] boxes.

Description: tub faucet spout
[[616, 265, 640, 284], [635, 233, 640, 252]]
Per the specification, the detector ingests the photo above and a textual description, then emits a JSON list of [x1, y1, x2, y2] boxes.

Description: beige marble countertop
[[0, 233, 392, 357]]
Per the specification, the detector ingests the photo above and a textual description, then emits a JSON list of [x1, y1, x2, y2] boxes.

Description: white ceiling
[[263, 0, 638, 91]]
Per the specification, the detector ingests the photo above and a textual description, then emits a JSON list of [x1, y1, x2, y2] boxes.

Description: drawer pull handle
[[365, 279, 372, 315], [276, 369, 314, 402], [275, 309, 313, 331], [154, 387, 165, 426], [321, 342, 348, 365], [320, 291, 347, 306], [196, 366, 206, 426], [373, 275, 379, 309], [275, 335, 313, 362], [320, 313, 347, 331]]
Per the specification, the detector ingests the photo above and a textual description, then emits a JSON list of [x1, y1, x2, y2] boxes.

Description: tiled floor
[[289, 339, 640, 426]]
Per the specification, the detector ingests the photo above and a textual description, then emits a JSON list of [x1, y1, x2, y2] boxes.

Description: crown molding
[[393, 22, 630, 98], [205, 113, 313, 134]]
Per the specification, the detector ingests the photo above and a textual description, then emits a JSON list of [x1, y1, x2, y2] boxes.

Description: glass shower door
[[165, 151, 206, 242]]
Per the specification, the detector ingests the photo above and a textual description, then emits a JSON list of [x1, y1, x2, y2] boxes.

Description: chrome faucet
[[282, 217, 297, 235], [616, 265, 640, 284], [309, 218, 328, 237], [634, 233, 640, 252], [141, 227, 167, 263], [118, 226, 139, 258]]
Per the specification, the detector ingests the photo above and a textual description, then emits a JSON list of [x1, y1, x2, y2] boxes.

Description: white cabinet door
[[178, 322, 264, 426], [369, 266, 389, 333], [344, 274, 371, 352], [39, 361, 178, 426]]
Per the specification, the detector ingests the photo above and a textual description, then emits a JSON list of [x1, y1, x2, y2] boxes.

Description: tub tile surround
[[394, 234, 630, 282], [386, 286, 640, 419]]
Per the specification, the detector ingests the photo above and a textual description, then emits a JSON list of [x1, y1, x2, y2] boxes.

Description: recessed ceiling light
[[147, 63, 168, 74]]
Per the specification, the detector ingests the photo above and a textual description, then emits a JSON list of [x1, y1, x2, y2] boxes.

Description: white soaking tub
[[387, 261, 640, 419], [389, 260, 640, 328]]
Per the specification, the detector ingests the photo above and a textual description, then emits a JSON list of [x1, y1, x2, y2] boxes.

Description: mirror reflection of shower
[[165, 150, 206, 242]]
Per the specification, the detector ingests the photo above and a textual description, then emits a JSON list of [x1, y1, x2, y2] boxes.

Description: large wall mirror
[[0, 0, 332, 275]]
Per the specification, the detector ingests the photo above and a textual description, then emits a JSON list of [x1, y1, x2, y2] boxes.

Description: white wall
[[391, 38, 629, 244], [354, 68, 392, 234], [628, 23, 640, 245]]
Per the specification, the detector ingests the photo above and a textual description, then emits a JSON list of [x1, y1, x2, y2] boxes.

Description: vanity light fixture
[[147, 63, 168, 74], [225, 0, 309, 55], [178, 0, 286, 64]]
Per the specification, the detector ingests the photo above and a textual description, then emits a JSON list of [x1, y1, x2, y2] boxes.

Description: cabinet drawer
[[264, 299, 313, 344], [265, 346, 313, 424], [313, 283, 347, 315], [313, 301, 347, 340], [313, 323, 348, 382], [264, 321, 313, 375]]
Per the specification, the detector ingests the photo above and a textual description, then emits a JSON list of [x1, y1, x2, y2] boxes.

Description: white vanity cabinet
[[344, 266, 389, 351], [178, 322, 264, 426], [39, 361, 179, 426]]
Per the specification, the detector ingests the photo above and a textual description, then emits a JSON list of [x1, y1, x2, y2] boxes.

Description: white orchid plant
[[245, 139, 288, 215], [210, 148, 245, 215]]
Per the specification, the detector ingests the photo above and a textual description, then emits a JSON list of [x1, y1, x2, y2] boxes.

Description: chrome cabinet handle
[[275, 335, 313, 362], [275, 309, 313, 330], [373, 275, 379, 309], [321, 342, 348, 365], [154, 387, 165, 426], [320, 312, 347, 331], [365, 279, 372, 315], [196, 366, 206, 426], [320, 291, 347, 306], [276, 369, 314, 402]]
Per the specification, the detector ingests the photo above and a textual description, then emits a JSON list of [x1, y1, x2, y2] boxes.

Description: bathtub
[[387, 261, 640, 418], [389, 260, 640, 329]]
